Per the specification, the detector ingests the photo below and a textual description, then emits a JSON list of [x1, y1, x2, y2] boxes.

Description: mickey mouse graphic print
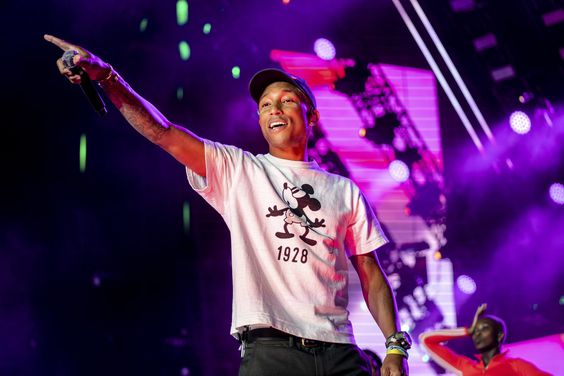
[[266, 182, 326, 246], [186, 140, 388, 344]]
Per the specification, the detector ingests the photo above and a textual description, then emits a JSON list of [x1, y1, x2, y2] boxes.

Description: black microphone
[[62, 50, 107, 116]]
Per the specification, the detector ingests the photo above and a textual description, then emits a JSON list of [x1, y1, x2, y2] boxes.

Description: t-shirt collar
[[264, 153, 319, 169]]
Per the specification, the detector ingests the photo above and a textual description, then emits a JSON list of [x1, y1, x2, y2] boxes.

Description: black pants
[[239, 336, 372, 376]]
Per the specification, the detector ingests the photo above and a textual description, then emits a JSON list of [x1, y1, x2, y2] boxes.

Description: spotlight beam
[[391, 0, 485, 153], [410, 0, 496, 144]]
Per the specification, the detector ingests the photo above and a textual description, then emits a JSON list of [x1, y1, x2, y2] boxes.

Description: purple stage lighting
[[92, 275, 101, 287], [549, 183, 564, 205], [314, 38, 336, 60], [456, 275, 476, 294], [388, 160, 410, 183], [509, 111, 531, 134]]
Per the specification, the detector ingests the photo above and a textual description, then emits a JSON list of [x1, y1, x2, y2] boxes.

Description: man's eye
[[283, 98, 295, 103], [261, 102, 271, 108]]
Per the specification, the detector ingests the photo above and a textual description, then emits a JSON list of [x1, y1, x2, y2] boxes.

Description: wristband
[[386, 349, 408, 358], [386, 345, 408, 358]]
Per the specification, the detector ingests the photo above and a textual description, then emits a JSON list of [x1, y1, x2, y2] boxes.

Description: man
[[420, 304, 552, 375], [45, 34, 410, 376]]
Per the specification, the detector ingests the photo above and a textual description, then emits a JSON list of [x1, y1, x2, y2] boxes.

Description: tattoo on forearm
[[100, 75, 170, 143]]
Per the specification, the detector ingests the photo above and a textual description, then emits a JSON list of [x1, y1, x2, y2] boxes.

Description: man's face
[[257, 81, 311, 157], [472, 318, 502, 352]]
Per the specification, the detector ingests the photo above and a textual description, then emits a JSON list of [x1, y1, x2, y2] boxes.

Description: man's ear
[[497, 332, 505, 343], [308, 109, 320, 126]]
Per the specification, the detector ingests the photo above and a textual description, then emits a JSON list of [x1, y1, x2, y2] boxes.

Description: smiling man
[[46, 34, 409, 376], [420, 304, 552, 375]]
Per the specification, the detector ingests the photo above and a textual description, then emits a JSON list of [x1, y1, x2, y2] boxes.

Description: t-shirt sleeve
[[344, 183, 388, 257], [185, 139, 243, 215]]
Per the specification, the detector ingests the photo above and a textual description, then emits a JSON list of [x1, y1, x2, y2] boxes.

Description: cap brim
[[248, 68, 316, 109], [249, 69, 298, 104]]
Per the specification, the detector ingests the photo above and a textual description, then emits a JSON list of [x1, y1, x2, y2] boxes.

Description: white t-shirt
[[186, 140, 388, 344]]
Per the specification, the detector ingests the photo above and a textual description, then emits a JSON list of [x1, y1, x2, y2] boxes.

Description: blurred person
[[420, 304, 552, 375]]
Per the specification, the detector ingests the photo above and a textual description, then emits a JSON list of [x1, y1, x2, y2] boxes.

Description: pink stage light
[[388, 160, 410, 183], [549, 182, 564, 205], [456, 275, 476, 294], [313, 38, 336, 61], [509, 110, 531, 134], [504, 333, 564, 375]]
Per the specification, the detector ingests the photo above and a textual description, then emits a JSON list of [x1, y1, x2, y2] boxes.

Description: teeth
[[269, 121, 287, 129]]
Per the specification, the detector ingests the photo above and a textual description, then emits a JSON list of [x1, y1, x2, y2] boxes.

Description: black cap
[[249, 68, 317, 109]]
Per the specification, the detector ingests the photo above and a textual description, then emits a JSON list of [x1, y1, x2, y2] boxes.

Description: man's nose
[[269, 102, 283, 114]]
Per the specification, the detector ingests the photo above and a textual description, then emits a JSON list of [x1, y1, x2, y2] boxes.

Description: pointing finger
[[44, 34, 75, 51]]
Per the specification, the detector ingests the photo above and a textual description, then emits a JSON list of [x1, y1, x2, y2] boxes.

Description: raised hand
[[44, 35, 207, 176], [468, 303, 487, 334], [44, 34, 112, 84]]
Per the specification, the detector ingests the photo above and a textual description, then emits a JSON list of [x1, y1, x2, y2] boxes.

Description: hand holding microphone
[[44, 34, 111, 116]]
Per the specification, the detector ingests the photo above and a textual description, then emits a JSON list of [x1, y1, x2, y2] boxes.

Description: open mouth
[[269, 121, 287, 129]]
